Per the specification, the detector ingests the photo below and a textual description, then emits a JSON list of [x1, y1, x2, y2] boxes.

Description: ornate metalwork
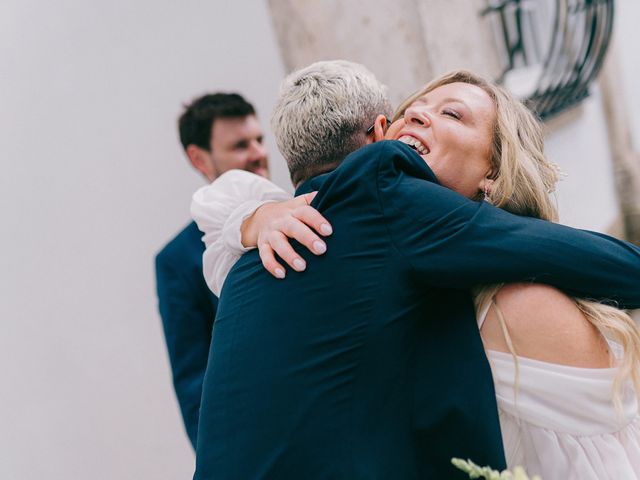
[[482, 0, 615, 120]]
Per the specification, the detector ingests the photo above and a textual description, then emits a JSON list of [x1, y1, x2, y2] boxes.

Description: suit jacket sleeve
[[374, 141, 640, 308], [155, 252, 216, 449]]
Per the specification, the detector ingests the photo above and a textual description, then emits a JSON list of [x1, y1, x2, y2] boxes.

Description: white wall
[[544, 87, 620, 231], [616, 0, 640, 153], [541, 0, 640, 233], [0, 1, 286, 479]]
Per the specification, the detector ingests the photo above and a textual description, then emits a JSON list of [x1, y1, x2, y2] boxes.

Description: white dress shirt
[[190, 169, 292, 296]]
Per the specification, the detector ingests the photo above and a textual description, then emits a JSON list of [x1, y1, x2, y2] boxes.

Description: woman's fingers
[[255, 191, 333, 278], [299, 191, 318, 205], [258, 240, 286, 279], [257, 215, 325, 277], [293, 205, 333, 237], [278, 211, 327, 256], [292, 192, 332, 237], [267, 231, 308, 272]]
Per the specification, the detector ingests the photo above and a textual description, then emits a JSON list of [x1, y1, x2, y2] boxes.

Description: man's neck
[[294, 161, 341, 189]]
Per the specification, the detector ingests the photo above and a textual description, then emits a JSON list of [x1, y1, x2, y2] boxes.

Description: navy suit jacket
[[156, 221, 218, 449], [194, 141, 640, 479]]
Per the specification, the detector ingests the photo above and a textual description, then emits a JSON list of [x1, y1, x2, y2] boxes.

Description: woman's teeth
[[398, 135, 429, 154]]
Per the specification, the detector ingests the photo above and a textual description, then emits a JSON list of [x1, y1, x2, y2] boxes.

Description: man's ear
[[186, 144, 214, 181], [372, 115, 388, 142]]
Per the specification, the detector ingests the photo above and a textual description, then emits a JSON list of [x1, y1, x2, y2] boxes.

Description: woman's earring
[[483, 184, 492, 204]]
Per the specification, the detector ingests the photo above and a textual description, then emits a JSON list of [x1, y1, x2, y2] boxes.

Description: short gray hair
[[271, 60, 391, 185]]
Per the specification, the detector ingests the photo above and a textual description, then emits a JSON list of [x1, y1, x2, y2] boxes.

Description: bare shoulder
[[480, 283, 611, 368], [495, 283, 583, 327]]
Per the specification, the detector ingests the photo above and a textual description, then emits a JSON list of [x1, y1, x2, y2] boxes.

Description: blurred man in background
[[155, 93, 269, 448]]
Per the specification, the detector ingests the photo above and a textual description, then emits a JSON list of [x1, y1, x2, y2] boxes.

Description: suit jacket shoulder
[[155, 221, 217, 449], [156, 221, 216, 305], [157, 222, 204, 270], [299, 140, 437, 198]]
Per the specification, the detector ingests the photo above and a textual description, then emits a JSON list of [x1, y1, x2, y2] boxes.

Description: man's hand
[[240, 192, 333, 278]]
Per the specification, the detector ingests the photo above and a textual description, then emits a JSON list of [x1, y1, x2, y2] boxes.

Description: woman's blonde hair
[[396, 70, 640, 408]]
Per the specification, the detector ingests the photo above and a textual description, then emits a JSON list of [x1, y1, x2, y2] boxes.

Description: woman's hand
[[240, 191, 333, 278]]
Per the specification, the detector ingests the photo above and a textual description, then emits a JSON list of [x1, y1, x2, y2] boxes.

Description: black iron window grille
[[482, 0, 614, 120]]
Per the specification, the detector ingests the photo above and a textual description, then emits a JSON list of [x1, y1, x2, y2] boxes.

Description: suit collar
[[295, 171, 333, 196], [294, 140, 441, 196]]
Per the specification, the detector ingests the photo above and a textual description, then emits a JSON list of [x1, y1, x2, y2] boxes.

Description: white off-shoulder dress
[[191, 169, 640, 479], [476, 303, 640, 479]]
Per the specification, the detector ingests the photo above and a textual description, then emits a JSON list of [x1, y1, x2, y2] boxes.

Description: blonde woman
[[192, 70, 640, 478]]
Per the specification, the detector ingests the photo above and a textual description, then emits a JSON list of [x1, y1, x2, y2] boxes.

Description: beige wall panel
[[269, 0, 502, 106], [415, 0, 502, 80]]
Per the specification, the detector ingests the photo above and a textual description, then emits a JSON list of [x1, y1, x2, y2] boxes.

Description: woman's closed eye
[[442, 108, 462, 120]]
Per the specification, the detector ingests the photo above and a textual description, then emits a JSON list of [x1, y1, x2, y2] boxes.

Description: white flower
[[451, 458, 542, 480]]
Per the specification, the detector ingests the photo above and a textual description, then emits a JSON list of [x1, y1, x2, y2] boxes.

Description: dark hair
[[178, 93, 256, 151]]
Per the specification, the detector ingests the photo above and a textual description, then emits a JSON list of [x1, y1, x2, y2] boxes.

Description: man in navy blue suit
[[193, 62, 640, 479], [155, 93, 269, 448]]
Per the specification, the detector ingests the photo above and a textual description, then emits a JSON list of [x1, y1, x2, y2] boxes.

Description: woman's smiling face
[[386, 82, 497, 199]]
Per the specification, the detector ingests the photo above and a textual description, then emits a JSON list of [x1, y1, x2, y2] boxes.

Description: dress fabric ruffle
[[488, 347, 640, 480]]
